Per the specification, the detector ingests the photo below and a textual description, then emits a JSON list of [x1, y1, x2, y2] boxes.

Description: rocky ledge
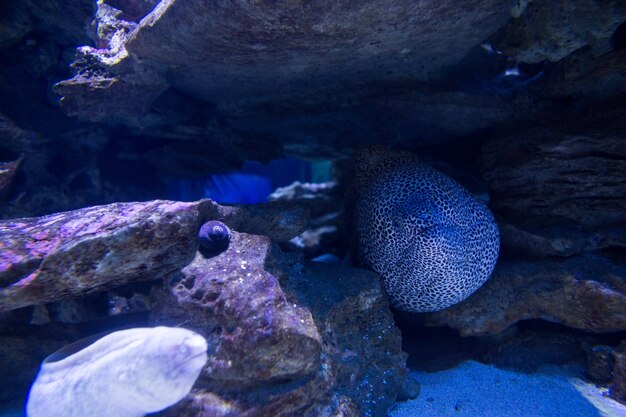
[[423, 255, 626, 336], [0, 199, 308, 311], [0, 199, 414, 416]]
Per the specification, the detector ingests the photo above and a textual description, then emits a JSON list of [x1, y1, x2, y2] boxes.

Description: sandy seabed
[[390, 360, 626, 417], [4, 360, 625, 417]]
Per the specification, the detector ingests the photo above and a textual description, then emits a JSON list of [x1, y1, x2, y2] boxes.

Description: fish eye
[[177, 344, 190, 356]]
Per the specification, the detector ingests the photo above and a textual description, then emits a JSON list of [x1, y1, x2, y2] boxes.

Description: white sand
[[390, 361, 626, 417]]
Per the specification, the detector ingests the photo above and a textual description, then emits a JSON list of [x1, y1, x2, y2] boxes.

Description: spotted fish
[[354, 147, 499, 312]]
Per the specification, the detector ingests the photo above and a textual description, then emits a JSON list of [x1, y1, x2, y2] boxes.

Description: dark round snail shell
[[198, 221, 231, 252]]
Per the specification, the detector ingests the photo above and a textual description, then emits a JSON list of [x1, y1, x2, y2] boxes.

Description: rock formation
[[0, 199, 413, 416], [1, 0, 626, 414]]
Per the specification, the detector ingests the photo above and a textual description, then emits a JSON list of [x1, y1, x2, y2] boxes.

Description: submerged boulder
[[424, 255, 626, 336], [153, 231, 413, 416], [0, 199, 308, 312], [0, 200, 212, 312], [0, 198, 410, 416]]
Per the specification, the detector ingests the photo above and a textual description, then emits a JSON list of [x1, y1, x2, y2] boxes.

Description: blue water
[[166, 157, 331, 204], [0, 408, 22, 417]]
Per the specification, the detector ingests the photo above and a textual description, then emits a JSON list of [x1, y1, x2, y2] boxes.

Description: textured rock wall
[[1, 0, 626, 411], [481, 129, 626, 228], [2, 0, 626, 216], [152, 232, 413, 416], [0, 199, 412, 416]]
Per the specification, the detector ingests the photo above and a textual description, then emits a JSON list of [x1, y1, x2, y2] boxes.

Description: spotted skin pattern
[[355, 147, 499, 312]]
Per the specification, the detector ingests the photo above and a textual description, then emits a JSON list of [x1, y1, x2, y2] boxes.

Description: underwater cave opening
[[394, 312, 626, 375], [166, 157, 334, 204], [611, 21, 626, 50]]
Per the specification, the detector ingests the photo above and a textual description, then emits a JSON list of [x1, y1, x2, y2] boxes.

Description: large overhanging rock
[[126, 0, 514, 107], [55, 0, 515, 124], [0, 199, 308, 312], [492, 0, 626, 63]]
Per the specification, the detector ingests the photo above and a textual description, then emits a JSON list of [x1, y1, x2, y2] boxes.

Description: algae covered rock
[[153, 230, 413, 417], [0, 200, 213, 312], [0, 199, 308, 312]]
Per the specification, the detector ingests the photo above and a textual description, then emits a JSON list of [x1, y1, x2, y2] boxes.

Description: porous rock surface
[[0, 199, 309, 311], [424, 255, 626, 336], [153, 232, 322, 386], [0, 195, 410, 416], [153, 231, 413, 417]]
